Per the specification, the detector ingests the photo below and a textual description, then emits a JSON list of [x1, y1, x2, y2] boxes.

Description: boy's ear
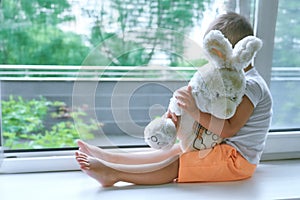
[[203, 30, 232, 68]]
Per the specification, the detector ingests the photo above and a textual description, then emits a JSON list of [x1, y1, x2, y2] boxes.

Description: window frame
[[1, 0, 300, 174]]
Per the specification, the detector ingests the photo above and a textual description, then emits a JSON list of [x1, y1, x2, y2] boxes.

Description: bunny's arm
[[175, 86, 254, 138]]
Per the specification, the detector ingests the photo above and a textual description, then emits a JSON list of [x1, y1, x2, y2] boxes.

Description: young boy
[[75, 12, 272, 187]]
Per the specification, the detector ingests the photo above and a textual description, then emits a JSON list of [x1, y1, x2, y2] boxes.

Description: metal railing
[[0, 65, 300, 81], [271, 67, 300, 81], [0, 65, 196, 81]]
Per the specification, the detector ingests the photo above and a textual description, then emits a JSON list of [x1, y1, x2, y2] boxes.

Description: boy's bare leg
[[77, 140, 182, 165], [75, 151, 179, 187]]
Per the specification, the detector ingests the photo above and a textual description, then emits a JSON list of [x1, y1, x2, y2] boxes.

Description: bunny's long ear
[[203, 30, 233, 68], [232, 36, 263, 70]]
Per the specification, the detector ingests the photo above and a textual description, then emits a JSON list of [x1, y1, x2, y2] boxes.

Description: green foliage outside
[[0, 0, 209, 66], [2, 96, 101, 149], [0, 0, 299, 67], [0, 0, 90, 65]]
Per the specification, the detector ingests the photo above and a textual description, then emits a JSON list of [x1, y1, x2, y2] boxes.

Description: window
[[269, 0, 300, 130], [1, 0, 299, 173], [0, 0, 256, 152]]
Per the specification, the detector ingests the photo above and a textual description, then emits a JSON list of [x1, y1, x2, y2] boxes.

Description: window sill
[[1, 159, 300, 200]]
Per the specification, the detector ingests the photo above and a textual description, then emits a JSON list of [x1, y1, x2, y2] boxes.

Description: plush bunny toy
[[144, 30, 262, 152]]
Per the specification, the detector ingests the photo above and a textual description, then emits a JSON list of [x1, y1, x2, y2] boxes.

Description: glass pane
[[0, 0, 255, 150], [270, 0, 300, 129]]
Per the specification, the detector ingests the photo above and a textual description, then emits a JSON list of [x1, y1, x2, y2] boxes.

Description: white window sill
[[0, 159, 300, 200]]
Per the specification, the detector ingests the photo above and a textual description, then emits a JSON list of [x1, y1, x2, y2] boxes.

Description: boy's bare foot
[[75, 151, 118, 187], [77, 140, 106, 159]]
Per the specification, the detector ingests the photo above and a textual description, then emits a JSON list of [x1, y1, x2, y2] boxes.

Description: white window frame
[[1, 0, 300, 174]]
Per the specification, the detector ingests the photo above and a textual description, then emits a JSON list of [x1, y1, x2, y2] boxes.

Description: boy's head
[[205, 12, 253, 47]]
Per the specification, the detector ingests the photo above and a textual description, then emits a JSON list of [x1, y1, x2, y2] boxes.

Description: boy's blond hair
[[205, 12, 254, 47]]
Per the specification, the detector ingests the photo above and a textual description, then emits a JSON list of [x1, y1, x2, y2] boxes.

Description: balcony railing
[[0, 65, 196, 81], [271, 67, 300, 81], [1, 65, 300, 148], [1, 65, 299, 81]]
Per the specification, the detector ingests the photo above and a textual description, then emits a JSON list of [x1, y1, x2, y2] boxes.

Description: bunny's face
[[208, 68, 245, 119]]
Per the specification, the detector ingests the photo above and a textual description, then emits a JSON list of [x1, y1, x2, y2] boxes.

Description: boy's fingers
[[171, 112, 177, 122]]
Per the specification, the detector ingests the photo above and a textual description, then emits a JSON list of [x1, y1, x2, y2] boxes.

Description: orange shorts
[[178, 144, 257, 183]]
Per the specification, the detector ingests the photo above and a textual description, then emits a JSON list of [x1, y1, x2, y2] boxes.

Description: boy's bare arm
[[175, 86, 254, 138]]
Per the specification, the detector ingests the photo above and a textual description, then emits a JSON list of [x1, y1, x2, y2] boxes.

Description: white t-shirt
[[224, 67, 273, 164]]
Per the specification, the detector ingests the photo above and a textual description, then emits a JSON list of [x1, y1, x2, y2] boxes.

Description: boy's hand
[[166, 110, 178, 127], [175, 85, 200, 121]]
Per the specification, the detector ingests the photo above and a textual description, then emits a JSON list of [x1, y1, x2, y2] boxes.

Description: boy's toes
[[75, 151, 91, 170], [75, 151, 88, 158]]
